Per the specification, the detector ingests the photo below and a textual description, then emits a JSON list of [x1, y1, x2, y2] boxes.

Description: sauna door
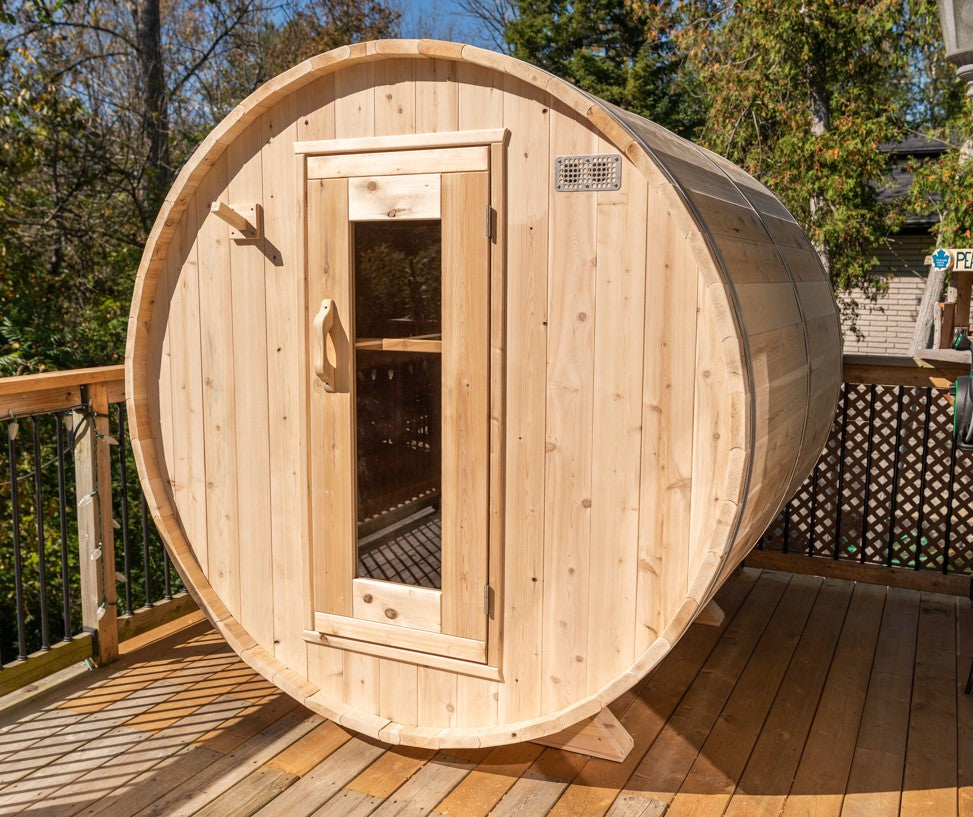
[[306, 158, 492, 664]]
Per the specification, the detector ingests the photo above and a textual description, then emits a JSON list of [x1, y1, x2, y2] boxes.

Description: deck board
[[723, 577, 854, 817], [957, 597, 973, 817], [900, 593, 959, 817], [1, 567, 969, 817], [840, 587, 920, 817]]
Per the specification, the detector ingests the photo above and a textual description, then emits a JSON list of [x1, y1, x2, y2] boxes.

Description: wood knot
[[367, 180, 378, 191], [362, 594, 373, 604], [384, 608, 398, 620]]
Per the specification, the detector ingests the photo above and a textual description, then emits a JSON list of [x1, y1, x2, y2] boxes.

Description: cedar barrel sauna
[[126, 40, 841, 758]]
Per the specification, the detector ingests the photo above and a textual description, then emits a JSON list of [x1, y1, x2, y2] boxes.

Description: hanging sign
[[932, 249, 973, 273]]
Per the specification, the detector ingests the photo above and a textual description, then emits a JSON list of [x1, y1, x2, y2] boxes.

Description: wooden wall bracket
[[210, 201, 262, 240], [533, 708, 634, 762]]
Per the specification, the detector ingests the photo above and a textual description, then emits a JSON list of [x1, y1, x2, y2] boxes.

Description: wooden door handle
[[313, 299, 337, 392]]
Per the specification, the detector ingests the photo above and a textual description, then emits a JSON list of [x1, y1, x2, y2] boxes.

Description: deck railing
[[752, 354, 973, 596], [0, 367, 190, 696], [0, 355, 971, 697]]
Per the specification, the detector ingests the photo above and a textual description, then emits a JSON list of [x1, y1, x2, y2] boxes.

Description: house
[[839, 136, 947, 354]]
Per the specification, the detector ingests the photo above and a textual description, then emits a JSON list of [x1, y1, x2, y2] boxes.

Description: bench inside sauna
[[126, 40, 841, 760]]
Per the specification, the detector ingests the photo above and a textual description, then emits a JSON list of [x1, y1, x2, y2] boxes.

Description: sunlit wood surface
[[0, 567, 969, 817]]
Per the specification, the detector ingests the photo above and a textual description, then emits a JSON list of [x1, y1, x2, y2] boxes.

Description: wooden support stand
[[74, 383, 118, 666], [694, 600, 725, 627], [533, 708, 634, 762]]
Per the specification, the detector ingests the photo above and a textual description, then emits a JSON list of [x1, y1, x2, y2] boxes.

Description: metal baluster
[[116, 405, 133, 615], [55, 414, 72, 641], [914, 387, 934, 571], [31, 417, 50, 651], [944, 404, 958, 574], [807, 461, 820, 557], [833, 383, 850, 560], [162, 539, 172, 600], [8, 421, 27, 660], [860, 384, 877, 563], [141, 490, 152, 608], [886, 386, 905, 567]]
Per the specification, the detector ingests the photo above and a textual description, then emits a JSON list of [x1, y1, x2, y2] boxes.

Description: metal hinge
[[483, 584, 491, 616]]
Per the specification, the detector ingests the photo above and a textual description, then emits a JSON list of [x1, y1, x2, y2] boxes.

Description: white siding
[[840, 234, 932, 355]]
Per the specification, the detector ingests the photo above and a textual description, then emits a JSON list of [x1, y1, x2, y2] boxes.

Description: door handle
[[313, 298, 337, 392]]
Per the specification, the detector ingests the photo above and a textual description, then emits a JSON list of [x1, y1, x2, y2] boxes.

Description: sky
[[394, 0, 496, 49]]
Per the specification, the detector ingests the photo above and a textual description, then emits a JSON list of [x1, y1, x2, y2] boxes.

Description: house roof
[[879, 135, 952, 228]]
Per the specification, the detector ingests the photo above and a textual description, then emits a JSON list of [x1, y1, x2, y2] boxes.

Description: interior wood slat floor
[[1, 567, 970, 817]]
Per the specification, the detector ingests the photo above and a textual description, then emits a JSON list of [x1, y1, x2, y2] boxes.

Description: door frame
[[297, 130, 508, 671]]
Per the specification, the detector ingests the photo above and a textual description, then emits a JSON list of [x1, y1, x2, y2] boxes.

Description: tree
[[900, 0, 973, 249], [0, 0, 399, 375], [262, 0, 400, 79], [682, 0, 909, 293], [504, 0, 706, 137], [457, 0, 518, 52]]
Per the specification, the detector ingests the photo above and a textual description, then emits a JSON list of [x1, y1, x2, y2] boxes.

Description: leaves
[[505, 0, 707, 137], [0, 0, 399, 374], [686, 0, 910, 292]]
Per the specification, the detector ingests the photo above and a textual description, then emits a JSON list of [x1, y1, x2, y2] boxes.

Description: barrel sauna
[[126, 39, 841, 756]]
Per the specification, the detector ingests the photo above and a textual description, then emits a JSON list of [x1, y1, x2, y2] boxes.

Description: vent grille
[[554, 154, 622, 192]]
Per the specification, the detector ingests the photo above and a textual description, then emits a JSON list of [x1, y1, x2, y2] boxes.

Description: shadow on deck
[[0, 566, 969, 817]]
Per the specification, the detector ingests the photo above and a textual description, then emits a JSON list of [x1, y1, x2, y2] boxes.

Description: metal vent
[[554, 154, 622, 192]]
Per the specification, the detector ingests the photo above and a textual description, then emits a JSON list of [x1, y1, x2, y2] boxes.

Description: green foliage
[[0, 50, 138, 374], [0, 0, 400, 375], [898, 0, 973, 250], [686, 0, 908, 293], [261, 0, 401, 79], [0, 0, 394, 661], [354, 222, 442, 338], [897, 0, 967, 130], [505, 0, 706, 136], [501, 0, 973, 295], [0, 411, 182, 662], [906, 121, 973, 247]]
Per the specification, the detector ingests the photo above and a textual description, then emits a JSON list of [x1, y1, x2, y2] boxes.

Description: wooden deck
[[0, 567, 970, 817]]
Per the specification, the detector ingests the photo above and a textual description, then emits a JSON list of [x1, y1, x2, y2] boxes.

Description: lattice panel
[[761, 390, 845, 556], [887, 387, 932, 569], [758, 380, 973, 577], [949, 442, 973, 573], [781, 472, 814, 555], [856, 384, 899, 564], [809, 418, 844, 557], [836, 383, 870, 560], [918, 389, 953, 571]]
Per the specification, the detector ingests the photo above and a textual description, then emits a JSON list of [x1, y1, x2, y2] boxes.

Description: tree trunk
[[131, 0, 171, 216], [909, 266, 945, 355], [808, 78, 831, 278]]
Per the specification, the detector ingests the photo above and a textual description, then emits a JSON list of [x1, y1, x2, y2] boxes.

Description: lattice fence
[[759, 380, 973, 575]]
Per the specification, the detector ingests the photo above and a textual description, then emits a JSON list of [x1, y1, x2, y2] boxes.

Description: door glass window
[[353, 220, 443, 588]]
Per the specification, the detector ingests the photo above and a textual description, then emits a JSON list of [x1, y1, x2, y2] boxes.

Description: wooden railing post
[[74, 383, 119, 665]]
